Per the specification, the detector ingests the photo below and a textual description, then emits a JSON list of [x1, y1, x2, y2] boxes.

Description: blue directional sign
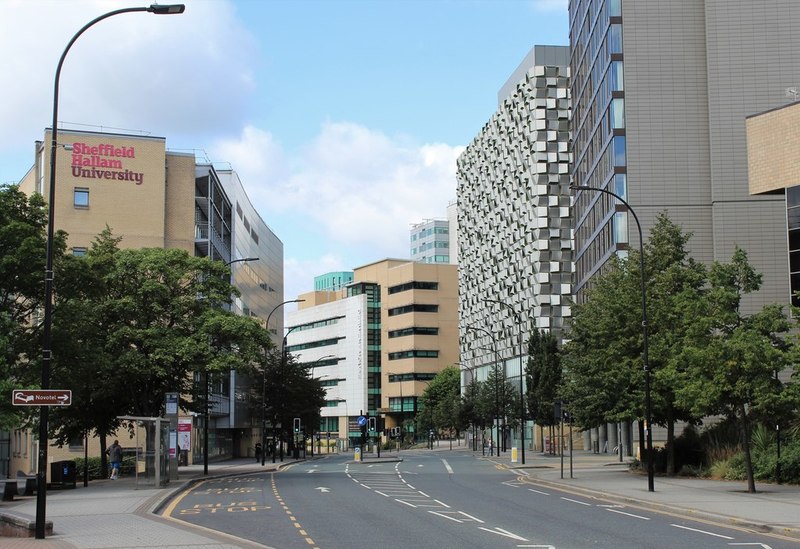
[[357, 415, 367, 427]]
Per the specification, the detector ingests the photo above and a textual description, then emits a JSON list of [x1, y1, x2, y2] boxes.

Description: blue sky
[[0, 0, 569, 304]]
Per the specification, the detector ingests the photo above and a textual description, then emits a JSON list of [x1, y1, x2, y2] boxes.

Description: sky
[[0, 0, 569, 307]]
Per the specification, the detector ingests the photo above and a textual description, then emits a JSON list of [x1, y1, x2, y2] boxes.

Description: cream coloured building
[[287, 259, 458, 442], [14, 128, 284, 476]]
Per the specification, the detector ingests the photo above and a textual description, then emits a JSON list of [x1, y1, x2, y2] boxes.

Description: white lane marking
[[459, 511, 485, 524], [671, 524, 734, 539], [729, 544, 773, 548], [516, 546, 555, 548], [478, 527, 529, 541], [375, 491, 389, 497], [528, 488, 549, 495], [430, 511, 463, 523], [418, 491, 430, 497], [396, 499, 417, 508], [561, 497, 591, 506], [434, 499, 451, 508], [441, 459, 454, 474], [606, 508, 649, 520]]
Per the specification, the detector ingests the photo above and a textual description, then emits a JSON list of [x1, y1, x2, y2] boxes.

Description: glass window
[[611, 61, 624, 91], [614, 212, 628, 244], [789, 207, 800, 230], [787, 186, 800, 208], [790, 251, 800, 273], [613, 136, 626, 166], [611, 98, 625, 129], [614, 174, 627, 201], [74, 188, 89, 208], [609, 24, 623, 54], [790, 228, 800, 252], [608, 0, 621, 16]]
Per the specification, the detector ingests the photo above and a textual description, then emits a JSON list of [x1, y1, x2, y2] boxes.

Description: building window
[[74, 188, 89, 208], [388, 349, 439, 360], [72, 247, 87, 257], [387, 304, 439, 316]]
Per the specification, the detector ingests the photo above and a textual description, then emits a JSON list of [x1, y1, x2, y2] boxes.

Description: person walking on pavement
[[107, 440, 123, 480], [255, 442, 262, 462]]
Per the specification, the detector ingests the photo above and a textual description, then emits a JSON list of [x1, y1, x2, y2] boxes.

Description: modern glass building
[[410, 218, 452, 264], [570, 0, 797, 313]]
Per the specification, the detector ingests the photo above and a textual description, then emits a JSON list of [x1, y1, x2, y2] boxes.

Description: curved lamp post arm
[[39, 4, 184, 539], [570, 184, 653, 492]]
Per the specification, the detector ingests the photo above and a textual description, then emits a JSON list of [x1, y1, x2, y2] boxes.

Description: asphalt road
[[163, 450, 799, 549]]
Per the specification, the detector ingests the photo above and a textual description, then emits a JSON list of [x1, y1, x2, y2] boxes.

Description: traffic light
[[368, 416, 376, 432], [293, 417, 301, 433]]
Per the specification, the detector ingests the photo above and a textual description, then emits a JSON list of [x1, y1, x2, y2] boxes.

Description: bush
[[74, 455, 136, 480]]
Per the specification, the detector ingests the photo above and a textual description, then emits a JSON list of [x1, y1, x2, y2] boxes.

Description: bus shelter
[[116, 415, 169, 488]]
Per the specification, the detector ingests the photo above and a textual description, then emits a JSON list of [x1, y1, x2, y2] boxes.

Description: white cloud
[[0, 0, 254, 151], [211, 122, 463, 299]]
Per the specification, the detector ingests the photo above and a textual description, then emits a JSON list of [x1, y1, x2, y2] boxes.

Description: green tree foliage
[[418, 366, 462, 438], [48, 231, 269, 460], [526, 327, 561, 429], [0, 185, 67, 429], [261, 348, 326, 451], [675, 247, 795, 492]]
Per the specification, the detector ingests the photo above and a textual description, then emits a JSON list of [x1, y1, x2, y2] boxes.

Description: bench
[[16, 472, 36, 496], [0, 479, 18, 502]]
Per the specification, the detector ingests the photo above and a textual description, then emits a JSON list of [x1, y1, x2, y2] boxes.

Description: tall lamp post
[[262, 299, 305, 465], [466, 325, 501, 457], [485, 299, 526, 464], [202, 257, 258, 475], [571, 184, 653, 492], [38, 4, 185, 539]]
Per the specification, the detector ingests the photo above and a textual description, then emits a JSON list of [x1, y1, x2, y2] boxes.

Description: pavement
[[0, 445, 798, 547]]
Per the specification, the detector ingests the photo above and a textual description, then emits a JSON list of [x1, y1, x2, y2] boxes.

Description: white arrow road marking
[[478, 527, 528, 541], [729, 544, 773, 548], [671, 524, 733, 539], [314, 487, 330, 493], [306, 470, 316, 473]]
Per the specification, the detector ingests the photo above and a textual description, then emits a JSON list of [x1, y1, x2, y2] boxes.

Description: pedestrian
[[107, 440, 123, 480], [255, 442, 262, 462]]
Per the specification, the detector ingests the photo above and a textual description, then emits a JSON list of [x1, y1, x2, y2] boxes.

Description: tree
[[526, 327, 561, 451], [675, 247, 795, 492], [48, 233, 269, 466], [563, 214, 711, 469], [0, 185, 67, 429], [419, 366, 462, 442]]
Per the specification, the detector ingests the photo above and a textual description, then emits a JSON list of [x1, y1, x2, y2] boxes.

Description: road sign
[[12, 389, 72, 406], [357, 415, 367, 427]]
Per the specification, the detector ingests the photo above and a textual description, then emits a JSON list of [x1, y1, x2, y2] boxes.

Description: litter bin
[[50, 460, 77, 489]]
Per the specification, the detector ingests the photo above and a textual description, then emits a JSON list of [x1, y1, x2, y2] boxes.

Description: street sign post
[[12, 390, 71, 406]]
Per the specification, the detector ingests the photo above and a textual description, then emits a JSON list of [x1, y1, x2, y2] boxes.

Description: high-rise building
[[287, 259, 458, 443], [17, 128, 284, 468], [570, 0, 798, 313], [457, 45, 572, 391], [410, 218, 452, 264]]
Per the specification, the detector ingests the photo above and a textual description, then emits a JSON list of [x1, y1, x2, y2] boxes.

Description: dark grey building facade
[[571, 0, 799, 312]]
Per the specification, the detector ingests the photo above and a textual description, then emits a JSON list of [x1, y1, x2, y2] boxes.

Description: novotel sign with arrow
[[12, 390, 72, 406]]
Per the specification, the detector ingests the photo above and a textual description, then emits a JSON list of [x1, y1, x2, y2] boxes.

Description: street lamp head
[[148, 4, 186, 14]]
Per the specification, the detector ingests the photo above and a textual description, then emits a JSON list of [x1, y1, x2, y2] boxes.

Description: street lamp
[[262, 299, 305, 465], [466, 324, 501, 457], [38, 3, 184, 539], [484, 299, 526, 464], [203, 257, 259, 476], [571, 184, 653, 492]]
